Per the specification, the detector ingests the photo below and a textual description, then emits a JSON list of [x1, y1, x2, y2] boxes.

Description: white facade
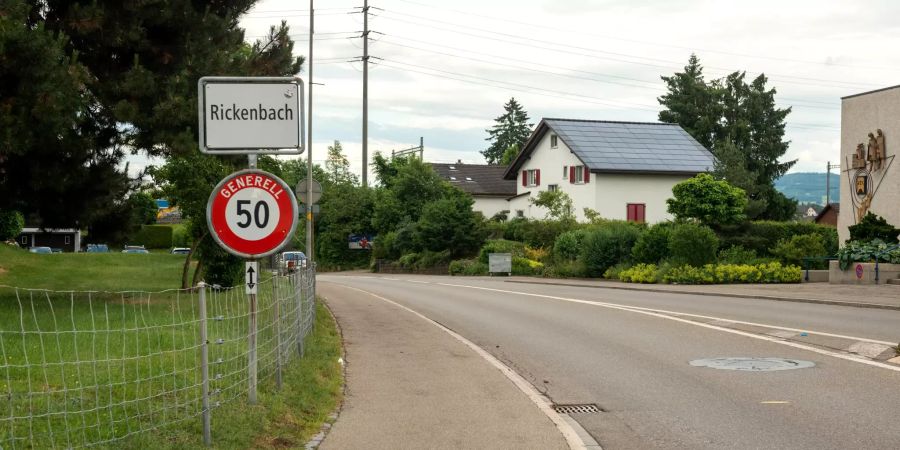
[[508, 130, 694, 223], [472, 195, 512, 219]]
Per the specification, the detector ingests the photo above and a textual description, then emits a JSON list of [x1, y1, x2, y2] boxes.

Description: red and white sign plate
[[207, 169, 298, 259]]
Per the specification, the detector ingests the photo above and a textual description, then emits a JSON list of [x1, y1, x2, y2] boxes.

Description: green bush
[[719, 221, 839, 257], [631, 222, 672, 264], [602, 262, 631, 280], [553, 229, 589, 261], [131, 225, 173, 248], [668, 223, 718, 267], [449, 258, 488, 276], [479, 239, 527, 263], [848, 213, 900, 243], [171, 224, 189, 247], [662, 262, 801, 284], [373, 231, 399, 260], [618, 264, 659, 283], [522, 219, 576, 248], [0, 209, 25, 241], [770, 234, 827, 267], [837, 239, 900, 270], [543, 260, 587, 278], [580, 221, 643, 277], [717, 246, 768, 265], [397, 250, 452, 270], [512, 256, 544, 276]]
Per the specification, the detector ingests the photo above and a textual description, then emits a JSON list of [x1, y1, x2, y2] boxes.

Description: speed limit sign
[[206, 169, 298, 258]]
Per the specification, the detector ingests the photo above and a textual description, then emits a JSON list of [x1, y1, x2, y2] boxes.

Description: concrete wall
[[829, 260, 900, 285], [839, 86, 900, 244], [514, 131, 595, 221], [591, 173, 688, 223]]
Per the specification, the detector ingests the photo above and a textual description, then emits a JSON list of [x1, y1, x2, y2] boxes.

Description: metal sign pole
[[246, 260, 259, 405], [198, 282, 212, 446], [272, 270, 283, 390]]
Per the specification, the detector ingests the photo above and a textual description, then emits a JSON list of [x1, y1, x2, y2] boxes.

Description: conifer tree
[[483, 98, 532, 164]]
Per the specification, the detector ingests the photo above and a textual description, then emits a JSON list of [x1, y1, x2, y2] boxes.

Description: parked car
[[281, 251, 307, 272], [170, 247, 191, 255], [28, 246, 53, 254], [86, 244, 109, 253], [50, 248, 62, 253], [122, 245, 149, 254]]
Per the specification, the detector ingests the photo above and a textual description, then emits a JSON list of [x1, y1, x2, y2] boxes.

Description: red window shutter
[[569, 166, 575, 183], [536, 169, 541, 186], [638, 204, 646, 223], [522, 171, 527, 187], [627, 204, 636, 222], [584, 166, 590, 183]]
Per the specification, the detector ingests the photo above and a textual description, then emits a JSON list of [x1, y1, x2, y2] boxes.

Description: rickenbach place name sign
[[198, 77, 306, 155]]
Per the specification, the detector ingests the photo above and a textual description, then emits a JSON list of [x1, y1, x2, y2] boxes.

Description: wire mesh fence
[[0, 265, 316, 449]]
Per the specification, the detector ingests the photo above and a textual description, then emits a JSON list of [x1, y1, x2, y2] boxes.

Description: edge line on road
[[326, 282, 593, 450], [428, 281, 900, 373]]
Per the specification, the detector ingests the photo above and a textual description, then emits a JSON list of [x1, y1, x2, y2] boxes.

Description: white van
[[281, 251, 307, 272]]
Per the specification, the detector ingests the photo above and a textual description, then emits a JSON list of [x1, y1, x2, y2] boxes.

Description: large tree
[[658, 55, 797, 221], [482, 98, 532, 164]]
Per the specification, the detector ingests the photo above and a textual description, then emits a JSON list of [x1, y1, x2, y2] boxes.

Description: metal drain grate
[[552, 404, 601, 414]]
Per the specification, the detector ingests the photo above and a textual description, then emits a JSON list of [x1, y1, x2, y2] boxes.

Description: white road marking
[[848, 342, 894, 359], [424, 281, 900, 373], [329, 283, 591, 450]]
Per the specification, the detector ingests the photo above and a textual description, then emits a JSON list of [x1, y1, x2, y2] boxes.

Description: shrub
[[667, 173, 747, 227], [770, 234, 827, 267], [502, 218, 529, 242], [398, 250, 451, 270], [479, 239, 526, 263], [718, 246, 767, 265], [373, 231, 399, 260], [837, 239, 900, 270], [0, 209, 25, 241], [618, 264, 659, 283], [132, 225, 173, 248], [553, 229, 589, 261], [662, 262, 801, 284], [543, 260, 587, 278], [602, 262, 631, 280], [719, 221, 839, 257], [522, 219, 576, 248], [668, 223, 718, 267], [580, 221, 643, 277], [848, 213, 900, 243], [631, 222, 672, 264], [512, 256, 544, 276], [449, 258, 488, 276], [524, 246, 550, 263], [171, 225, 189, 247]]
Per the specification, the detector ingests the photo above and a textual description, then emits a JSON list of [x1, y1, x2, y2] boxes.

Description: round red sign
[[206, 169, 298, 258]]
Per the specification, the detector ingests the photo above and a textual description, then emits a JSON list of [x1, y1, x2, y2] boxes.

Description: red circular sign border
[[206, 169, 298, 259]]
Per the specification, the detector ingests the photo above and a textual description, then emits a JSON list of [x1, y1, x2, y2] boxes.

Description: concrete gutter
[[505, 280, 900, 312]]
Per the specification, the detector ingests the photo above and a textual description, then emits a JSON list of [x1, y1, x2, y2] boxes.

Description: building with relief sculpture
[[839, 86, 899, 244]]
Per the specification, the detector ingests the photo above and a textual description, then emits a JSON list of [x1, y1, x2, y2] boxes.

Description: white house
[[431, 163, 516, 219], [503, 118, 715, 223]]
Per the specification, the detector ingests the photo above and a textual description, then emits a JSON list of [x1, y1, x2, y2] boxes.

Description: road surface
[[320, 273, 900, 449]]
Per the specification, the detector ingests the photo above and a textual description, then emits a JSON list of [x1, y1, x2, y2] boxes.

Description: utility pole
[[307, 0, 314, 262], [362, 0, 369, 187]]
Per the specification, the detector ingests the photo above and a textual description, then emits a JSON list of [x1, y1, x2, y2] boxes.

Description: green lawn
[[0, 244, 342, 449], [0, 244, 187, 291]]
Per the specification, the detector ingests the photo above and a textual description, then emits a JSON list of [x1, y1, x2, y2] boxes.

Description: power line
[[376, 9, 877, 91], [390, 0, 900, 73]]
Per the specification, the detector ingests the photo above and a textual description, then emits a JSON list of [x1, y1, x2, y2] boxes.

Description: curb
[[504, 280, 900, 311]]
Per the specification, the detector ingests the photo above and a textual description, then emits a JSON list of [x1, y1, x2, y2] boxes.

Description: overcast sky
[[134, 0, 899, 179]]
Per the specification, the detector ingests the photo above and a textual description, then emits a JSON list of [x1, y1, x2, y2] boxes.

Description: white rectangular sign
[[245, 261, 259, 295], [198, 77, 305, 154]]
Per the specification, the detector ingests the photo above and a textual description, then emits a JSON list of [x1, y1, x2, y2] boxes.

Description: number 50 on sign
[[207, 169, 298, 259]]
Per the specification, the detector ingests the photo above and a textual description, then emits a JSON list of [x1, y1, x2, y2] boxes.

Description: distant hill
[[774, 172, 840, 205]]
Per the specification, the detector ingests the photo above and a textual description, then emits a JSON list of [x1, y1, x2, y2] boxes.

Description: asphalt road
[[320, 273, 900, 450]]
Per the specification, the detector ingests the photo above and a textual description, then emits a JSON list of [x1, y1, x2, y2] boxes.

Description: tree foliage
[[529, 190, 575, 222], [667, 174, 747, 228], [482, 98, 532, 164], [659, 55, 796, 220]]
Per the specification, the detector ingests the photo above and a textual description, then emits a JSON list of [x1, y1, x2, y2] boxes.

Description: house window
[[563, 166, 568, 178], [21, 235, 28, 245], [569, 165, 590, 184], [550, 134, 558, 148], [626, 203, 646, 223], [65, 236, 71, 245], [548, 184, 558, 192], [516, 210, 525, 218], [522, 169, 540, 187]]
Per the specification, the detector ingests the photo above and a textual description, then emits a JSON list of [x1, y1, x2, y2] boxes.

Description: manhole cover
[[552, 404, 602, 414], [690, 357, 815, 372]]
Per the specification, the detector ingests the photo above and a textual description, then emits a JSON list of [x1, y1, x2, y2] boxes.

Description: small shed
[[16, 228, 81, 252]]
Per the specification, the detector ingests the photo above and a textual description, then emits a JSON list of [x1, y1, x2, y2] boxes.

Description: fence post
[[272, 271, 283, 390], [297, 269, 305, 358], [198, 282, 212, 446], [248, 282, 258, 405]]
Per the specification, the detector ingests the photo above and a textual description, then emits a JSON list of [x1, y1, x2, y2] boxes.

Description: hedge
[[131, 225, 174, 249], [718, 221, 838, 257]]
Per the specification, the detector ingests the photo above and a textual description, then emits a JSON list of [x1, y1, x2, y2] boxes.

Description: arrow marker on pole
[[246, 261, 259, 294]]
